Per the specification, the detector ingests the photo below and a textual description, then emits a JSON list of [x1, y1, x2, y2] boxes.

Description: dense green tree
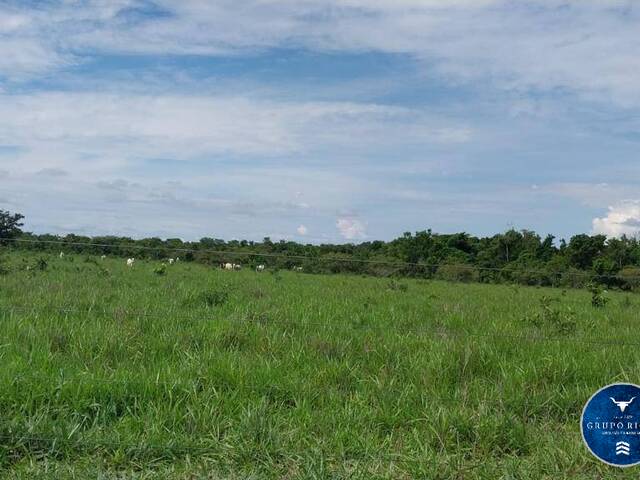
[[538, 234, 557, 262], [0, 210, 24, 241], [566, 234, 606, 269], [7, 214, 640, 290]]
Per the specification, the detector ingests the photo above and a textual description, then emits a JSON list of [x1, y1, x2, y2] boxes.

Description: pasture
[[0, 251, 638, 478]]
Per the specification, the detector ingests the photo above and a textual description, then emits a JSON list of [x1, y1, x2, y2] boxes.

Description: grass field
[[0, 251, 638, 478]]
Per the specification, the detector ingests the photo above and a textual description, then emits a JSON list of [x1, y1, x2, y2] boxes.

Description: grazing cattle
[[126, 258, 135, 267], [223, 263, 241, 270], [168, 258, 175, 265], [293, 266, 303, 272], [59, 252, 64, 258], [100, 255, 106, 260], [256, 264, 265, 272]]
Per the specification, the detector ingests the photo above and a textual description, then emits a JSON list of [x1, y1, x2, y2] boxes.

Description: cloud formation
[[0, 92, 469, 176], [336, 217, 367, 240], [1, 1, 639, 105], [0, 1, 639, 242], [592, 202, 640, 238]]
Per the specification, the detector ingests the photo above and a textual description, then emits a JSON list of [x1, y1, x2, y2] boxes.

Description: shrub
[[435, 264, 478, 283], [525, 296, 576, 335], [558, 267, 589, 289], [200, 290, 229, 307], [618, 266, 640, 291], [154, 263, 167, 276], [588, 283, 608, 308]]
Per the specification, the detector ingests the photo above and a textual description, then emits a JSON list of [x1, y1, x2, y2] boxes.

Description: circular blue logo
[[582, 383, 640, 467]]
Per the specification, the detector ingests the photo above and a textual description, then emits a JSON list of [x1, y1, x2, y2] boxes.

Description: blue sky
[[1, 1, 639, 242]]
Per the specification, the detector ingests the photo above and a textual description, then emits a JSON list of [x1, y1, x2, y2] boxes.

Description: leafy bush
[[154, 263, 167, 276], [435, 264, 478, 283], [618, 266, 640, 291], [525, 296, 576, 335], [200, 290, 229, 307], [558, 268, 589, 289], [588, 283, 608, 308]]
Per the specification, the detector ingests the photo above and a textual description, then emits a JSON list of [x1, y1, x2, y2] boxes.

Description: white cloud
[[0, 38, 70, 79], [0, 92, 468, 176], [1, 1, 639, 242], [2, 1, 639, 105], [336, 217, 367, 240], [592, 201, 640, 238], [296, 224, 308, 235], [0, 165, 370, 240]]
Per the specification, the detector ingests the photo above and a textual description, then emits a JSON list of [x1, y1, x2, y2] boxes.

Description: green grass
[[0, 251, 638, 478]]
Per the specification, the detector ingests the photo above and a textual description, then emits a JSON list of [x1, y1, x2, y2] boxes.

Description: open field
[[0, 251, 639, 478]]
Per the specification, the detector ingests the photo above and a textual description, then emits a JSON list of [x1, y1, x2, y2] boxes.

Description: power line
[[4, 237, 640, 280], [1, 304, 638, 348]]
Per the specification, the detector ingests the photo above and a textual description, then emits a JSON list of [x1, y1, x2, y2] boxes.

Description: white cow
[[100, 255, 107, 260], [126, 258, 135, 267], [256, 264, 265, 272], [224, 263, 233, 270], [168, 258, 175, 265], [59, 252, 64, 258], [293, 266, 303, 272]]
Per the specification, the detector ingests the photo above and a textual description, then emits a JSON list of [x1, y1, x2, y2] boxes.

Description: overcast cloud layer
[[1, 1, 639, 241]]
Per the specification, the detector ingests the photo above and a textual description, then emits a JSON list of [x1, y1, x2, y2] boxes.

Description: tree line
[[2, 209, 640, 290]]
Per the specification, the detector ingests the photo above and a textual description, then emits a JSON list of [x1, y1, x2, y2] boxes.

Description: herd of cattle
[[220, 262, 303, 272], [55, 253, 303, 273], [119, 256, 302, 272]]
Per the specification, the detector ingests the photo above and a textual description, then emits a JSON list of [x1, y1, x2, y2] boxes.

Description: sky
[[1, 0, 639, 243]]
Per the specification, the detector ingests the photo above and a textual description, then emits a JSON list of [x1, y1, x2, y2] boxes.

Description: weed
[[588, 283, 609, 308], [200, 289, 229, 307], [153, 263, 167, 276], [525, 296, 576, 335]]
